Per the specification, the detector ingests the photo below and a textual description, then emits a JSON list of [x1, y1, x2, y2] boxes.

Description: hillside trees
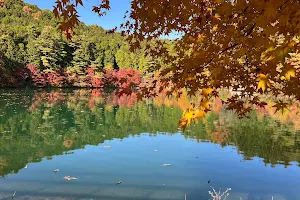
[[0, 0, 155, 86]]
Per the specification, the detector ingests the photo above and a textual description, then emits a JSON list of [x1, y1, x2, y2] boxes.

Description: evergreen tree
[[27, 26, 67, 70], [70, 35, 90, 74]]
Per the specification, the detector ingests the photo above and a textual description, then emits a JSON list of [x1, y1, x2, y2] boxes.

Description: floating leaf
[[63, 176, 78, 180]]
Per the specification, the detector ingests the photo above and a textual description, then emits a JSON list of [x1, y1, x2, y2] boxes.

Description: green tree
[[0, 26, 26, 69], [27, 26, 67, 70], [70, 35, 91, 73]]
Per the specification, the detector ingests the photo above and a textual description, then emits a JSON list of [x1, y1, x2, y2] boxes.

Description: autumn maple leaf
[[272, 100, 289, 114], [257, 73, 271, 92], [202, 88, 213, 97], [200, 98, 211, 111], [179, 104, 206, 131], [92, 6, 100, 14], [214, 14, 221, 20], [281, 64, 296, 81]]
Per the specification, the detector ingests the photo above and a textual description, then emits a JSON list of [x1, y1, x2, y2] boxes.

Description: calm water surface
[[0, 89, 300, 200]]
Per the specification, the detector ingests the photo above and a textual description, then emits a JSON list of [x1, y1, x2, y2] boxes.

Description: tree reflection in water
[[0, 88, 299, 177]]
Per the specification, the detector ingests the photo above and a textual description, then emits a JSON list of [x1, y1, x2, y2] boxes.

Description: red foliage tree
[[103, 69, 142, 94]]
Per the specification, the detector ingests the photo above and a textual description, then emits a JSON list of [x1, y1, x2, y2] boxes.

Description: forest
[[0, 0, 155, 88]]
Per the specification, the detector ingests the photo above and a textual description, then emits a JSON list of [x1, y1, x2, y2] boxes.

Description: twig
[[208, 186, 231, 200], [12, 191, 16, 199]]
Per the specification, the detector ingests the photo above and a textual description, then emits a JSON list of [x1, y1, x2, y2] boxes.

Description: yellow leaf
[[261, 46, 275, 62], [153, 8, 157, 14], [283, 65, 296, 80], [257, 73, 271, 92], [197, 33, 206, 42], [186, 76, 196, 81], [202, 88, 213, 96], [288, 41, 297, 48], [200, 99, 211, 110], [212, 25, 218, 32], [179, 105, 207, 131], [194, 109, 205, 119], [214, 14, 221, 20], [285, 69, 295, 80]]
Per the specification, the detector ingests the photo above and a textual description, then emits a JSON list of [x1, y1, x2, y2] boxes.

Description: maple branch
[[221, 42, 238, 53], [246, 23, 256, 36], [203, 42, 239, 68], [147, 0, 171, 37]]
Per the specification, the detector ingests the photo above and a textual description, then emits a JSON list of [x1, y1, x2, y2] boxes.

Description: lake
[[0, 88, 300, 200]]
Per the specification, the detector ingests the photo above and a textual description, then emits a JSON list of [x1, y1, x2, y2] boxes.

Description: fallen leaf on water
[[104, 146, 111, 148], [54, 169, 59, 173], [63, 176, 78, 181]]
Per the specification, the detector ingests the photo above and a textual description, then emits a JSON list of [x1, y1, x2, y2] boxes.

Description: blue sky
[[25, 0, 131, 30], [24, 0, 181, 39]]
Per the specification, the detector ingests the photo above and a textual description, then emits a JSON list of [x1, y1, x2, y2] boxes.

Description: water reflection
[[1, 89, 300, 199], [0, 89, 300, 179]]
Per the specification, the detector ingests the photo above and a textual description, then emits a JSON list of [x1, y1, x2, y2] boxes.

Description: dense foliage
[[0, 0, 152, 88]]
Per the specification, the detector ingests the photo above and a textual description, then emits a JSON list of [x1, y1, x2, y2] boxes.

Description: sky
[[24, 0, 181, 39], [25, 0, 131, 30]]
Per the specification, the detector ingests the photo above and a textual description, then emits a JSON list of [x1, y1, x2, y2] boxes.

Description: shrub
[[27, 64, 48, 87], [86, 66, 104, 88], [103, 69, 142, 91], [2, 64, 142, 89]]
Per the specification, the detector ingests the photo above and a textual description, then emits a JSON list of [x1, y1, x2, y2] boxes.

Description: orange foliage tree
[[52, 0, 300, 129]]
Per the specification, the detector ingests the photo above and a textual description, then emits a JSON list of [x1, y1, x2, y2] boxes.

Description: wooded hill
[[0, 0, 156, 87]]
